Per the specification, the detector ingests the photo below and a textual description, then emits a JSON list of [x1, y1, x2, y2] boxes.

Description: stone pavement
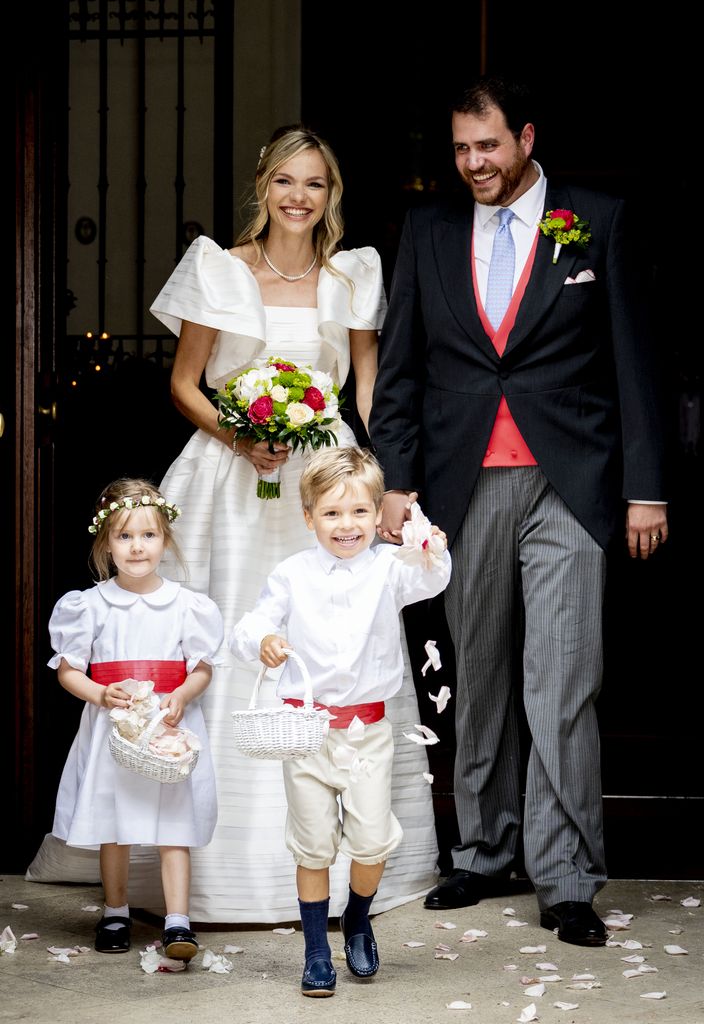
[[1, 875, 702, 1024]]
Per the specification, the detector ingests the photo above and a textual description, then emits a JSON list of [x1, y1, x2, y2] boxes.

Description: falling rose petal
[[429, 685, 452, 714], [402, 940, 426, 948], [663, 944, 688, 955], [435, 951, 460, 961], [462, 929, 487, 938], [272, 927, 295, 935], [681, 896, 701, 908], [201, 949, 233, 973], [516, 1004, 539, 1023], [524, 983, 546, 998], [506, 919, 529, 927], [648, 894, 671, 902], [446, 1001, 473, 1010], [421, 640, 442, 677], [621, 953, 645, 963], [535, 963, 558, 971], [435, 921, 458, 930], [403, 724, 440, 745], [519, 945, 546, 954], [503, 907, 516, 916], [223, 944, 244, 954], [11, 904, 29, 910], [423, 772, 434, 784], [81, 905, 100, 912], [347, 716, 366, 743], [553, 1002, 579, 1011], [640, 992, 667, 999]]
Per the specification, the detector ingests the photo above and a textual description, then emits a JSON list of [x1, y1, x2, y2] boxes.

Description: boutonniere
[[539, 208, 591, 264]]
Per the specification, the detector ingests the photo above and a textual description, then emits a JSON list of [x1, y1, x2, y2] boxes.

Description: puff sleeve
[[47, 590, 96, 672], [180, 591, 225, 673]]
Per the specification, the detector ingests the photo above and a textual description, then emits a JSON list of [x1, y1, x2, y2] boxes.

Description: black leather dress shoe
[[423, 870, 509, 910], [94, 915, 131, 953], [540, 901, 608, 946], [162, 925, 199, 960], [301, 958, 337, 996], [340, 911, 379, 977]]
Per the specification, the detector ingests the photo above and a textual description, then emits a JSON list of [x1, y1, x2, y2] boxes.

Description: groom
[[370, 76, 668, 946]]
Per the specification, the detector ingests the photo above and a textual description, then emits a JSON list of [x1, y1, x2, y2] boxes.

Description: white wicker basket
[[231, 649, 329, 760], [108, 708, 199, 784]]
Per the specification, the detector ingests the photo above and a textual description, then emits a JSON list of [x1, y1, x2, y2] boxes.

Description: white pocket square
[[564, 269, 596, 285]]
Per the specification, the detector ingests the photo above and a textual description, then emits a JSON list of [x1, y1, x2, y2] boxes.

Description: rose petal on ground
[[640, 992, 667, 999], [272, 927, 295, 935], [621, 954, 645, 964], [506, 920, 529, 927], [48, 953, 72, 964], [462, 929, 487, 938], [681, 896, 701, 908], [503, 907, 516, 916], [403, 941, 426, 948], [571, 973, 595, 981], [81, 905, 100, 912], [0, 927, 17, 955], [503, 964, 518, 971], [623, 969, 645, 979], [607, 938, 643, 949], [435, 921, 457, 929], [201, 949, 233, 973], [429, 685, 452, 713], [20, 933, 39, 940], [139, 948, 186, 974], [331, 949, 347, 961], [535, 963, 558, 971], [566, 982, 601, 990], [648, 894, 671, 901], [11, 904, 29, 910], [435, 943, 452, 952], [553, 1002, 579, 1011], [538, 975, 561, 983], [664, 944, 688, 955], [516, 1003, 539, 1023], [638, 964, 658, 974], [435, 951, 460, 961], [520, 977, 539, 985], [524, 983, 546, 998], [668, 927, 684, 934], [601, 915, 631, 930], [519, 945, 547, 954], [446, 1001, 473, 1009], [459, 935, 478, 944], [223, 944, 244, 954]]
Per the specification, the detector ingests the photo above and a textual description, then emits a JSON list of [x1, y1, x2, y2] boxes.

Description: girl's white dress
[[47, 577, 223, 849], [26, 237, 440, 921]]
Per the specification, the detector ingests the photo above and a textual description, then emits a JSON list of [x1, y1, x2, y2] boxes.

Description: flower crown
[[88, 495, 182, 535]]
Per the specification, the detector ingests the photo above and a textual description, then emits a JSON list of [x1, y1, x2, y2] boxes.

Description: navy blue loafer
[[340, 913, 379, 978], [162, 925, 199, 961], [301, 958, 337, 997]]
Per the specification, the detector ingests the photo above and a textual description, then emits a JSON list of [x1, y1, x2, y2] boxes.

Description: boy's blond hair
[[299, 447, 385, 512]]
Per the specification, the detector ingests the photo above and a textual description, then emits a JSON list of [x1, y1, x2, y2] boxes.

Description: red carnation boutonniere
[[539, 208, 591, 264]]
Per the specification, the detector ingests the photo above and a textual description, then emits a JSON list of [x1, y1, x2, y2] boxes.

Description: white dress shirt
[[231, 541, 451, 706]]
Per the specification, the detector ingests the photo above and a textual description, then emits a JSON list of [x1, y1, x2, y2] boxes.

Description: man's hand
[[625, 502, 668, 560], [378, 490, 419, 545]]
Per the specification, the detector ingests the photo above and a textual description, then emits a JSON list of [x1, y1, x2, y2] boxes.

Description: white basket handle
[[137, 707, 172, 750], [249, 648, 315, 710]]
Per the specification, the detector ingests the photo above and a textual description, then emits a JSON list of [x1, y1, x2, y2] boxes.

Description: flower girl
[[47, 478, 223, 959]]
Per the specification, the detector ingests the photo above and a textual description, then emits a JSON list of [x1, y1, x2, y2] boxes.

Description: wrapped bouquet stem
[[216, 357, 343, 499]]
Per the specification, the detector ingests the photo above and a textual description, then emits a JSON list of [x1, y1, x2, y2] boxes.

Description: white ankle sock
[[103, 904, 129, 929], [164, 913, 190, 931]]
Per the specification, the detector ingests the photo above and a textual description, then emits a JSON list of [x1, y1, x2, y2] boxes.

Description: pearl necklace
[[262, 247, 317, 281]]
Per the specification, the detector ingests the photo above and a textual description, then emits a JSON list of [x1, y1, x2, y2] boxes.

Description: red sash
[[89, 660, 187, 693], [283, 698, 385, 729], [472, 228, 539, 466]]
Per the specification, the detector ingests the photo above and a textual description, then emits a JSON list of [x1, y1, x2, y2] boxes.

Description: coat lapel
[[432, 204, 499, 363], [503, 184, 579, 356]]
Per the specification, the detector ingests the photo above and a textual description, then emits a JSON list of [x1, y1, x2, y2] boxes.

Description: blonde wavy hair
[[236, 124, 346, 277], [88, 477, 185, 581], [299, 447, 385, 513]]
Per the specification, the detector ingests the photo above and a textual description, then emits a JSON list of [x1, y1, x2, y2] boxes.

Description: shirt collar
[[98, 576, 180, 607], [314, 542, 375, 575], [475, 160, 547, 230]]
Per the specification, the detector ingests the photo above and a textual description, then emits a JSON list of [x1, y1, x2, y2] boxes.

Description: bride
[[27, 125, 439, 923]]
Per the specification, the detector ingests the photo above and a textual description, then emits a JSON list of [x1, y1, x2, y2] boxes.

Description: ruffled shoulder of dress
[[47, 588, 97, 672], [149, 235, 266, 340], [319, 247, 387, 331]]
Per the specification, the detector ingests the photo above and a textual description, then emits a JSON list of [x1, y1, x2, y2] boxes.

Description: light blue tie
[[485, 208, 515, 330]]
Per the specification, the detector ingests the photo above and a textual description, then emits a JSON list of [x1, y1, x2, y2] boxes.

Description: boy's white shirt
[[231, 539, 451, 707]]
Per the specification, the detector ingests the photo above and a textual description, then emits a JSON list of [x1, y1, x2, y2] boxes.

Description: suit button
[[499, 370, 510, 380]]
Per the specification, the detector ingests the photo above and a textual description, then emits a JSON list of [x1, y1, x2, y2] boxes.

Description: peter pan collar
[[97, 576, 181, 607]]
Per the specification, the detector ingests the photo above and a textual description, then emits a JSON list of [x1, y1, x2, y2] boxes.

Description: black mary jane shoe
[[340, 912, 379, 978], [301, 958, 337, 997], [94, 915, 131, 953], [162, 925, 199, 961], [540, 900, 608, 947]]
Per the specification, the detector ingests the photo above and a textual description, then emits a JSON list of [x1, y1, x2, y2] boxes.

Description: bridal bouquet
[[216, 357, 342, 498]]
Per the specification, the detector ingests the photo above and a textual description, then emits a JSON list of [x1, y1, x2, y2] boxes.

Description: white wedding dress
[[26, 237, 439, 922]]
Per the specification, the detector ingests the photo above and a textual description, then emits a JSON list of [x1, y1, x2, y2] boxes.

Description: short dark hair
[[451, 76, 534, 139]]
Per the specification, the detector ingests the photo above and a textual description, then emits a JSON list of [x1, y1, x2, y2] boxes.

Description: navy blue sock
[[298, 898, 331, 969], [342, 886, 375, 938]]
